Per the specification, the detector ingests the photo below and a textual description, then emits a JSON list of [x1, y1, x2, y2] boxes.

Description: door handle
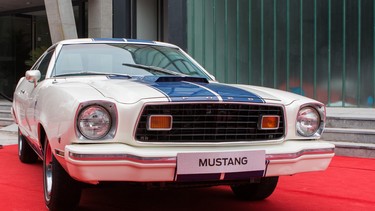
[[20, 90, 25, 94]]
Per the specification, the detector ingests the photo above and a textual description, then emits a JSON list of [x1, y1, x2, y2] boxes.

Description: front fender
[[36, 80, 110, 154]]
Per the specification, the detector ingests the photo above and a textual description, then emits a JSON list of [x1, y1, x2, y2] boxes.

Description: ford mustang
[[12, 38, 335, 210]]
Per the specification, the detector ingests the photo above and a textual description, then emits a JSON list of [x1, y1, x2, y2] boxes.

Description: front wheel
[[43, 139, 82, 210], [230, 176, 279, 201]]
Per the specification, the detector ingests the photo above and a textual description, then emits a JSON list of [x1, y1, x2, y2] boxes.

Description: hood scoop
[[139, 76, 209, 83]]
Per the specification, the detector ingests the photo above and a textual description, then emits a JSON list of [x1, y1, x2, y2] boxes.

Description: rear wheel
[[230, 177, 279, 201], [18, 128, 38, 163], [43, 139, 82, 210]]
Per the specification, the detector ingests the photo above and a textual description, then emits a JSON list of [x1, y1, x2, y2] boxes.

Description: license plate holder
[[175, 150, 266, 182]]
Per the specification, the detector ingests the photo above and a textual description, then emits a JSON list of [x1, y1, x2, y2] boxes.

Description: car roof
[[56, 38, 179, 48]]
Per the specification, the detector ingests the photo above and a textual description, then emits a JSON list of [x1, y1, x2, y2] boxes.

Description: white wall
[[136, 0, 158, 40], [88, 0, 112, 38]]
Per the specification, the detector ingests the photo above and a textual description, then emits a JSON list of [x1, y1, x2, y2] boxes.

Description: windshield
[[53, 43, 210, 79]]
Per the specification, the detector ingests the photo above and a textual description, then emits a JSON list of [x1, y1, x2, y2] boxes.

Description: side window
[[35, 48, 55, 81]]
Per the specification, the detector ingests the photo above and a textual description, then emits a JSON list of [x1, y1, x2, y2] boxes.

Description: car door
[[14, 75, 35, 135], [23, 48, 55, 146]]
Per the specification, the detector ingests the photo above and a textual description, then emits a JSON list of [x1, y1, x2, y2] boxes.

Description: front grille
[[135, 103, 285, 143]]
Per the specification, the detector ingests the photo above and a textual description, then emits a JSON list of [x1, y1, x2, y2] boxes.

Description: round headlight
[[296, 107, 321, 137], [77, 105, 111, 139]]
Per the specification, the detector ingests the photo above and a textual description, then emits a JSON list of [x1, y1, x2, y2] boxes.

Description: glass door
[[0, 15, 32, 99]]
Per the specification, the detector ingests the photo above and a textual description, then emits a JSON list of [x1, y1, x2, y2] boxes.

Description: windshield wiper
[[54, 71, 132, 78], [122, 63, 187, 76]]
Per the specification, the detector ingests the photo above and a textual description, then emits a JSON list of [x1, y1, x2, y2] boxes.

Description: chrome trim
[[69, 152, 176, 164], [74, 100, 118, 140], [77, 105, 111, 139], [295, 103, 326, 138], [54, 149, 65, 158], [266, 148, 335, 160], [133, 101, 287, 145], [68, 148, 334, 164]]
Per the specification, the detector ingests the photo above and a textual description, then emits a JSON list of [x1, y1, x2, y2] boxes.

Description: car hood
[[86, 76, 304, 105]]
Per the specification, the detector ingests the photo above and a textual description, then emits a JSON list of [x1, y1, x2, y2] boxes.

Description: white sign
[[176, 150, 266, 175]]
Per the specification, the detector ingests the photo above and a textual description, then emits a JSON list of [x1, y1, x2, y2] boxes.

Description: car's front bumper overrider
[[63, 141, 334, 184]]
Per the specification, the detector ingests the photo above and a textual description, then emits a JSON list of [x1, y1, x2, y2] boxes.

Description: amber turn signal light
[[260, 115, 280, 130], [147, 115, 173, 130]]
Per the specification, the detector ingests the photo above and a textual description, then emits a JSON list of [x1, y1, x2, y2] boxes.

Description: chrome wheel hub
[[18, 137, 22, 156], [44, 143, 53, 201]]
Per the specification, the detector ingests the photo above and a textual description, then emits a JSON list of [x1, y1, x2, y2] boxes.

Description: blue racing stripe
[[133, 76, 264, 103], [135, 77, 219, 102], [204, 83, 265, 103], [125, 39, 155, 44], [92, 38, 125, 42]]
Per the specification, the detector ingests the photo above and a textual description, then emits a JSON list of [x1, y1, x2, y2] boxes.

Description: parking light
[[147, 115, 173, 131]]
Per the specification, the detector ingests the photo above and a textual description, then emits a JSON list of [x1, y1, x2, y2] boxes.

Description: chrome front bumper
[[63, 141, 335, 184]]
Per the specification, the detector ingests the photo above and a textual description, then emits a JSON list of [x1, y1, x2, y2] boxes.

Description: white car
[[12, 38, 334, 210]]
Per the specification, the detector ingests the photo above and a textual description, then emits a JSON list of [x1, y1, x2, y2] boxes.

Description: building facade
[[0, 0, 187, 100], [1, 0, 374, 108], [188, 0, 375, 108]]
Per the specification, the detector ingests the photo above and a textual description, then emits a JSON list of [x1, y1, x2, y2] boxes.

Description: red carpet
[[1, 144, 375, 210]]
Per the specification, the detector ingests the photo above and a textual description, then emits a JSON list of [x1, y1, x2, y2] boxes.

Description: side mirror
[[26, 70, 41, 87]]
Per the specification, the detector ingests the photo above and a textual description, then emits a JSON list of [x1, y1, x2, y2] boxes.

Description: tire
[[43, 139, 82, 211], [18, 128, 38, 163], [230, 176, 279, 201]]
